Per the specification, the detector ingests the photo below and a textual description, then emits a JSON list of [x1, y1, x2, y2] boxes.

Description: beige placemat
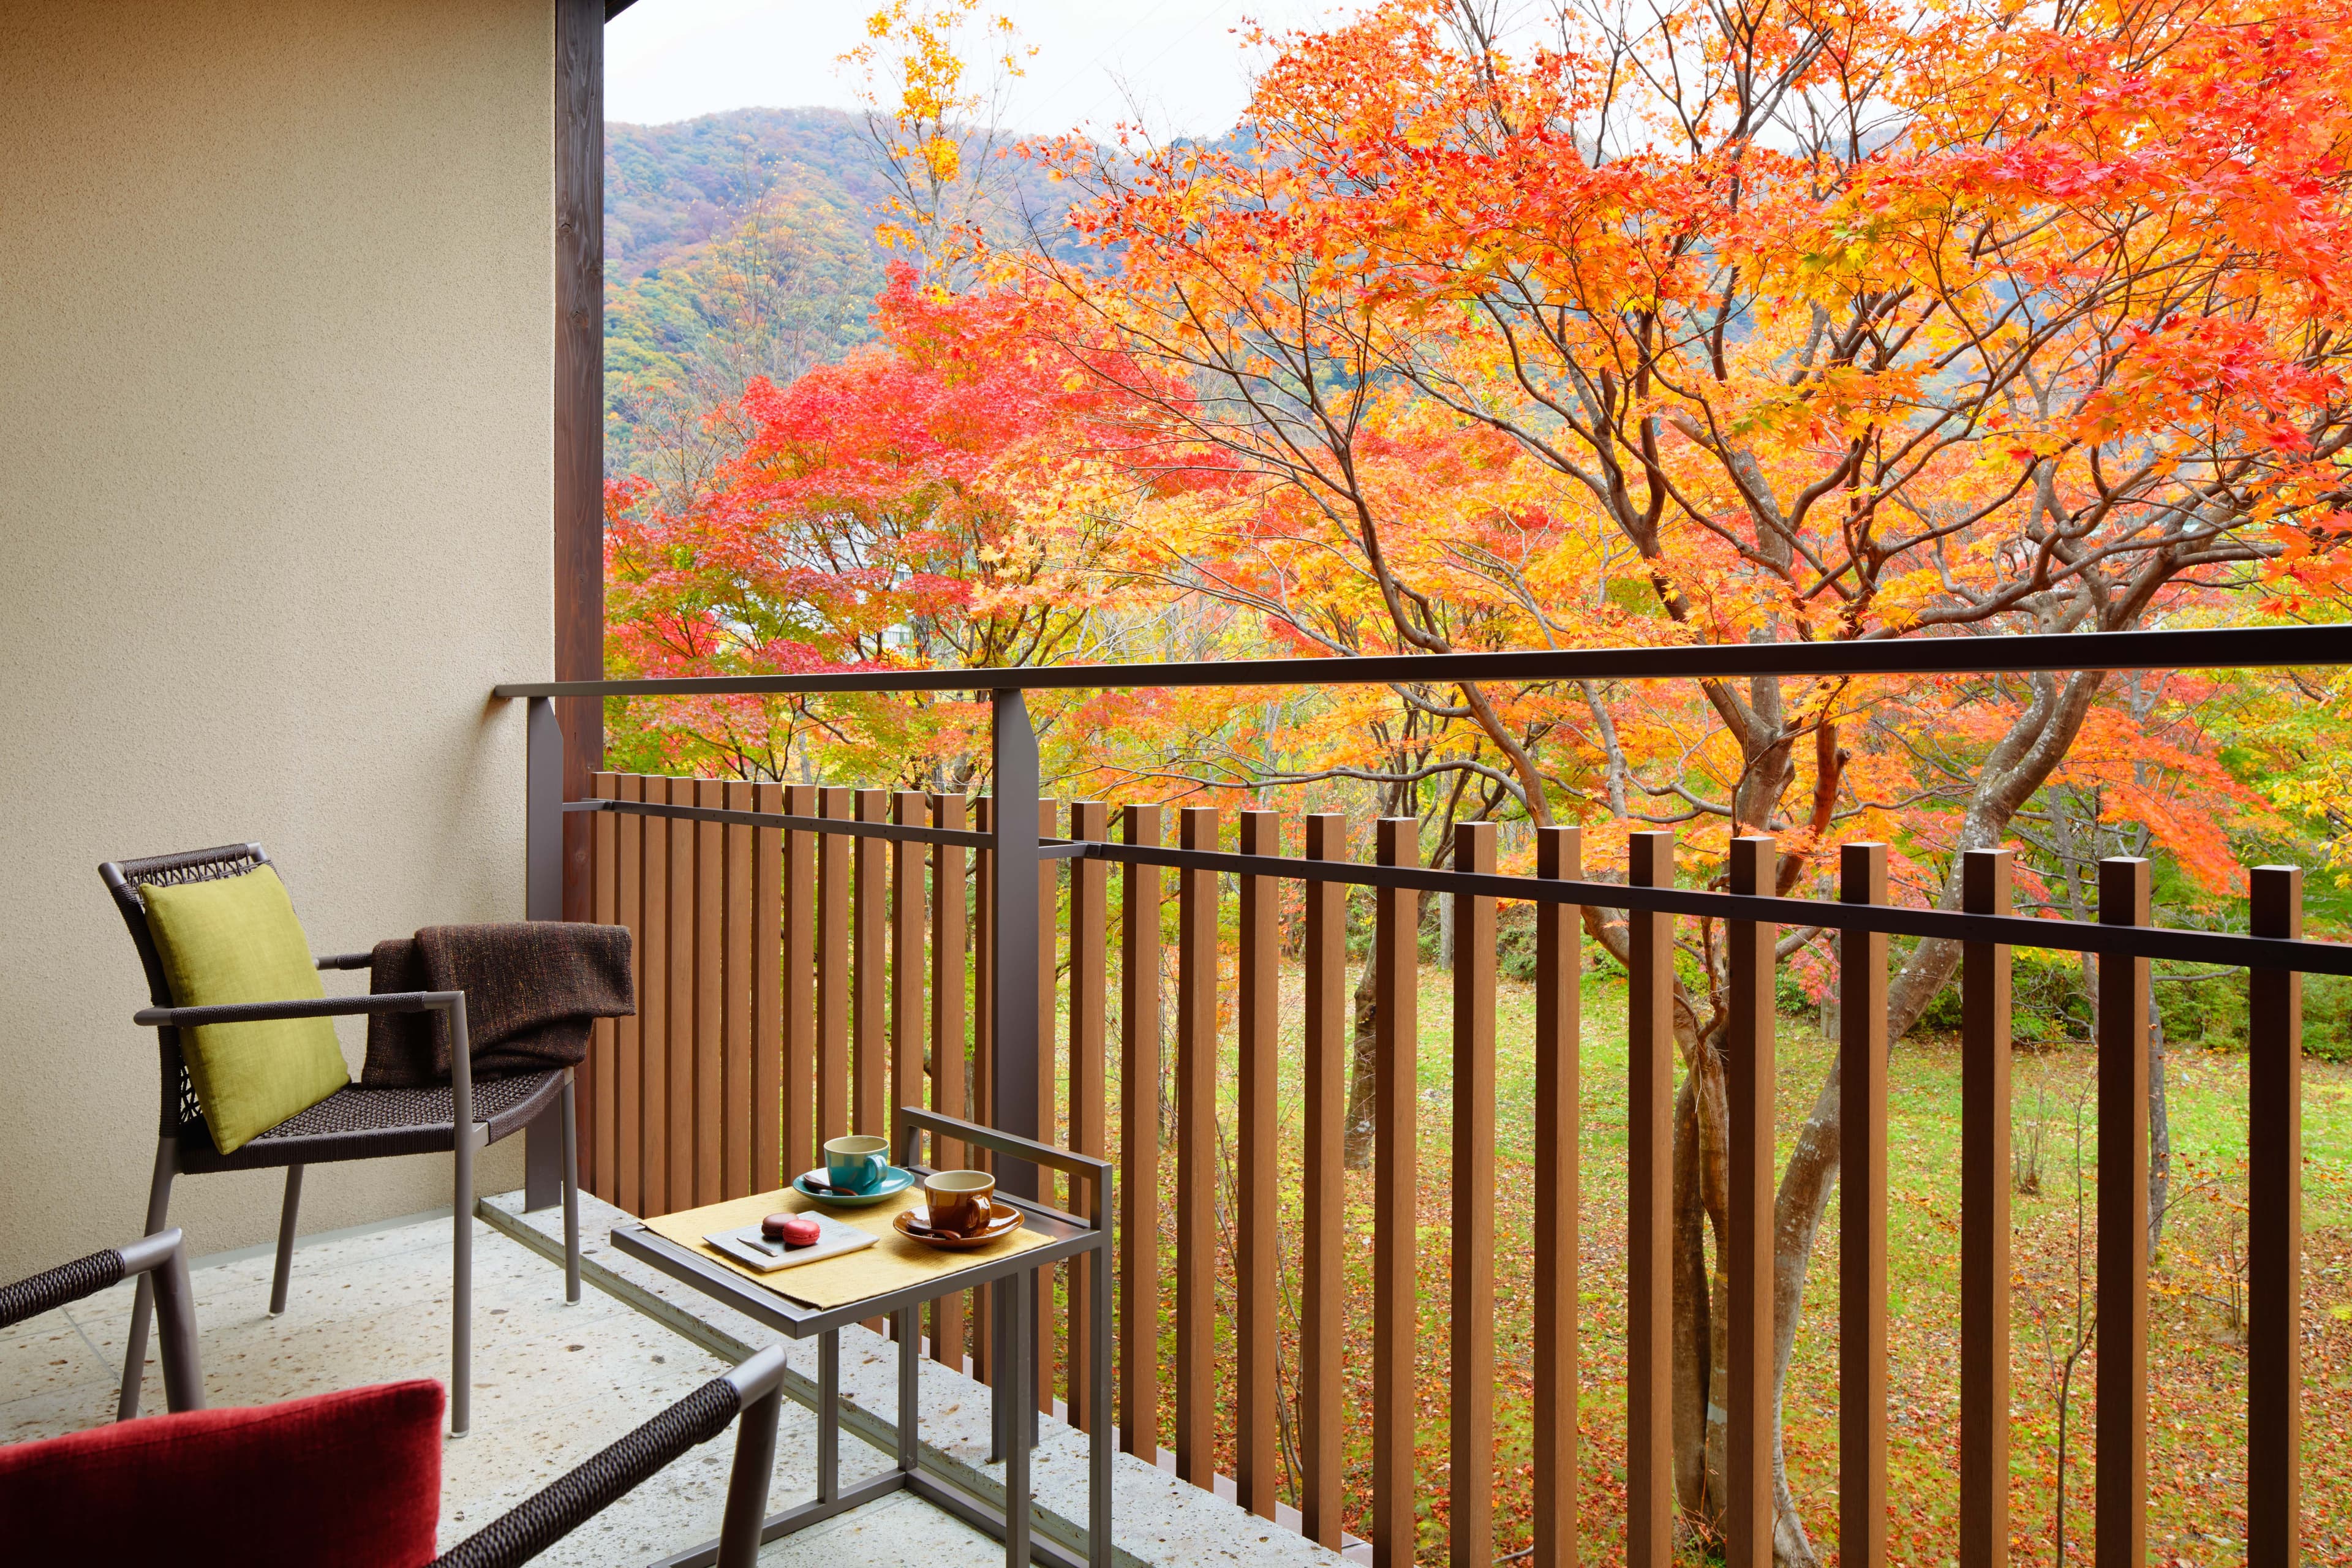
[[642, 1185, 1052, 1310]]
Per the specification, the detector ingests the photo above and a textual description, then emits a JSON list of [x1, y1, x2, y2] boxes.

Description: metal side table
[[611, 1107, 1112, 1568]]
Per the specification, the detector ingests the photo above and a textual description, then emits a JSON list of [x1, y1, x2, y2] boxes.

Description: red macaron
[[760, 1213, 821, 1248]]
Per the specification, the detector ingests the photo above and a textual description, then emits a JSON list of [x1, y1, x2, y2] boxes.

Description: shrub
[[1496, 904, 1539, 982], [2306, 974, 2352, 1064], [1775, 968, 1815, 1019]]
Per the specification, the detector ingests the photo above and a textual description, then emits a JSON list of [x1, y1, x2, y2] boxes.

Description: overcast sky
[[607, 0, 1373, 138]]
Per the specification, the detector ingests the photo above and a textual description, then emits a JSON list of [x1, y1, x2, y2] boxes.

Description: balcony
[[475, 625, 2346, 1566], [3, 628, 2340, 1565]]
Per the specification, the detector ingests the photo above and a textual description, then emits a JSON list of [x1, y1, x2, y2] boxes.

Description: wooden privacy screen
[[577, 772, 2311, 1568]]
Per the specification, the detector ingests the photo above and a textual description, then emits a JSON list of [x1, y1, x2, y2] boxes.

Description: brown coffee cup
[[923, 1169, 996, 1237]]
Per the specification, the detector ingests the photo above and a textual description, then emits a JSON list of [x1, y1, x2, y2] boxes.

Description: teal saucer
[[792, 1165, 917, 1207]]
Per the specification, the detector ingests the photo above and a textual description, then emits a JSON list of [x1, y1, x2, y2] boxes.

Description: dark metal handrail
[[495, 623, 2352, 698]]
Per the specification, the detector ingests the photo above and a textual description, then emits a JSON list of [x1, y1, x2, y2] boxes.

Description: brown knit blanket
[[360, 923, 634, 1088]]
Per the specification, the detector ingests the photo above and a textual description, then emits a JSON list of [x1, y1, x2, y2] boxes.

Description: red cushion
[[0, 1379, 443, 1568]]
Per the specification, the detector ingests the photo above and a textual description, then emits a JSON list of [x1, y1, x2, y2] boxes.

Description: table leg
[[989, 1275, 1011, 1464], [1005, 1269, 1032, 1568], [818, 1329, 840, 1505], [897, 1305, 919, 1473], [1090, 1240, 1112, 1567]]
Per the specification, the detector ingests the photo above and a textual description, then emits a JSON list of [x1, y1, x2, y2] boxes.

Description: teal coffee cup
[[824, 1134, 889, 1193]]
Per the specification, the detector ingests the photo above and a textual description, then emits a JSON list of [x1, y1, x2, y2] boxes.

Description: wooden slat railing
[[1371, 816, 1418, 1562], [576, 771, 2317, 1567], [642, 774, 671, 1216], [1117, 801, 1162, 1466], [1451, 821, 1497, 1568], [1531, 824, 1580, 1568], [1070, 800, 1109, 1434], [1300, 811, 1347, 1550], [781, 782, 814, 1186], [1625, 830, 1675, 1568], [816, 786, 850, 1155], [614, 772, 642, 1214], [854, 787, 886, 1141], [1175, 804, 1217, 1485], [1035, 796, 1061, 1415], [1237, 808, 1280, 1518], [748, 780, 780, 1199], [666, 776, 694, 1209], [932, 790, 969, 1370], [970, 793, 995, 1389]]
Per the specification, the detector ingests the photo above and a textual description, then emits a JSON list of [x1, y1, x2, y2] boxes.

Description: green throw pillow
[[141, 865, 349, 1154]]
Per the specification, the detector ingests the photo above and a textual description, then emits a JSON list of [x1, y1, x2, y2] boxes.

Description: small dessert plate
[[791, 1165, 918, 1207], [705, 1213, 877, 1272], [895, 1199, 1025, 1250]]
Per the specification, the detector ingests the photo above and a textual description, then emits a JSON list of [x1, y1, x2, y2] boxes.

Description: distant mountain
[[604, 110, 889, 489], [602, 107, 1078, 492], [608, 108, 897, 281]]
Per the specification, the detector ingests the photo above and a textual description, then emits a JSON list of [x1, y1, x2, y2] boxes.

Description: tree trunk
[[1342, 945, 1381, 1169], [1671, 1071, 1715, 1524], [2149, 986, 2171, 1257], [1760, 669, 2107, 1564]]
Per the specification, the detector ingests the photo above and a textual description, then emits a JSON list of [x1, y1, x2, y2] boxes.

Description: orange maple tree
[[1013, 0, 2352, 1552], [599, 0, 2352, 1555], [604, 263, 1163, 783]]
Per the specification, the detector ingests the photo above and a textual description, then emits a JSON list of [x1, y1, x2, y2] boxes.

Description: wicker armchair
[[101, 842, 582, 1435], [1, 1231, 789, 1568]]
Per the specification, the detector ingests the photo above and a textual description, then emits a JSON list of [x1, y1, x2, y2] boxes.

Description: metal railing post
[[988, 687, 1042, 1184], [2248, 864, 2304, 1562], [989, 685, 1041, 1457], [523, 694, 567, 1210], [527, 695, 565, 921]]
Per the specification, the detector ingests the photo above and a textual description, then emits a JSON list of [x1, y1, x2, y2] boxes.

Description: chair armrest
[[133, 990, 460, 1028], [314, 951, 376, 971], [138, 991, 477, 1128], [2, 1244, 130, 1327], [2, 1229, 203, 1413], [428, 1346, 788, 1568]]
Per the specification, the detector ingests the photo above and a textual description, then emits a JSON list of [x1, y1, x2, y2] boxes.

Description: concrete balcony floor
[[2, 1192, 1342, 1568]]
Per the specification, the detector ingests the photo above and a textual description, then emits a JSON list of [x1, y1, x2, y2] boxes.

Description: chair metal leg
[[124, 1231, 207, 1414], [451, 1129, 473, 1436], [560, 1069, 581, 1304], [268, 1164, 304, 1316], [117, 1270, 154, 1423], [117, 1139, 175, 1421], [717, 1379, 785, 1568]]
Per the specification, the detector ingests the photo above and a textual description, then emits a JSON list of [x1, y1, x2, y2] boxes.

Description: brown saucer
[[895, 1200, 1025, 1250]]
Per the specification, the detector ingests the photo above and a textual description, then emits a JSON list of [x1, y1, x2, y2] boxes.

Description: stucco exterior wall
[[0, 1, 554, 1279]]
